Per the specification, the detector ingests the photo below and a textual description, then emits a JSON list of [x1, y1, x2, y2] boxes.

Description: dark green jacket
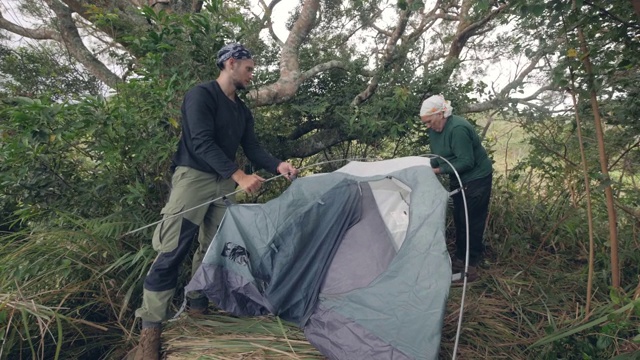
[[429, 115, 492, 186]]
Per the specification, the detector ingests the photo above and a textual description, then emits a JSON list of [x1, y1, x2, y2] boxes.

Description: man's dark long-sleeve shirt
[[172, 81, 281, 178]]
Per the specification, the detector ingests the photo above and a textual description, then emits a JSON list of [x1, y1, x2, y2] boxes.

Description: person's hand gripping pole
[[277, 162, 299, 181]]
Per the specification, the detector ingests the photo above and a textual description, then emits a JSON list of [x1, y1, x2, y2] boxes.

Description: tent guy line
[[120, 157, 373, 238]]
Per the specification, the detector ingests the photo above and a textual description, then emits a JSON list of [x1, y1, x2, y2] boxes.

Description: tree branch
[[288, 120, 318, 140], [614, 198, 640, 220], [59, 0, 150, 42], [608, 138, 640, 169], [371, 23, 392, 37], [44, 0, 122, 88], [266, 21, 284, 46], [290, 128, 354, 158], [435, 13, 460, 21], [498, 52, 547, 97], [405, 0, 443, 42], [513, 84, 555, 101], [462, 84, 556, 113], [583, 0, 640, 29], [351, 3, 413, 106], [438, 0, 511, 84], [300, 60, 347, 80], [462, 43, 556, 114], [259, 0, 284, 45], [249, 0, 322, 106], [518, 100, 553, 113], [0, 11, 61, 41], [331, 8, 384, 50]]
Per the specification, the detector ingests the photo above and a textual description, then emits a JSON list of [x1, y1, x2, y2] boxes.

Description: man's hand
[[232, 169, 265, 194], [277, 162, 299, 180], [432, 167, 441, 175]]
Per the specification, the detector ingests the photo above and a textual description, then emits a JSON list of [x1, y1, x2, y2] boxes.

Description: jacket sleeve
[[184, 87, 239, 178], [438, 126, 475, 175], [240, 111, 281, 174]]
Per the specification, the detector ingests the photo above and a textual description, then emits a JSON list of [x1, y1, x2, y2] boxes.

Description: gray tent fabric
[[184, 157, 451, 360], [253, 179, 363, 325], [305, 305, 414, 360], [319, 182, 396, 295]]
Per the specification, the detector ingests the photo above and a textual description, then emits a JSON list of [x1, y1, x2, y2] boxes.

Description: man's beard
[[233, 79, 246, 90]]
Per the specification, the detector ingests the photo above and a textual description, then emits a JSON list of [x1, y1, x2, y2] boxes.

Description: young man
[[419, 95, 492, 282], [132, 43, 298, 359]]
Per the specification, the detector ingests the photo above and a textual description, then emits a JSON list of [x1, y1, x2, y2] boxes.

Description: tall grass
[[0, 212, 156, 359]]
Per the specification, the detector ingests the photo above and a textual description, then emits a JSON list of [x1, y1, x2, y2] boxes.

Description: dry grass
[[156, 254, 607, 360], [163, 313, 323, 360]]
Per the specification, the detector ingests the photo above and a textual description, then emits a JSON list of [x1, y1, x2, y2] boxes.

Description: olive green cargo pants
[[135, 166, 236, 323]]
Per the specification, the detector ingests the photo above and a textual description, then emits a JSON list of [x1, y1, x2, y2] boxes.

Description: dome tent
[[184, 156, 451, 360]]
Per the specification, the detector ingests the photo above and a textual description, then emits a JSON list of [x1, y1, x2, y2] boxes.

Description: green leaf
[[513, 43, 521, 54], [596, 178, 613, 191], [617, 59, 632, 69], [530, 4, 545, 16], [476, 0, 490, 12], [595, 335, 612, 350]]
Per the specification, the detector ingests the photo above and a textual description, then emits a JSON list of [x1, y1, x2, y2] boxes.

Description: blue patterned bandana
[[216, 43, 253, 69]]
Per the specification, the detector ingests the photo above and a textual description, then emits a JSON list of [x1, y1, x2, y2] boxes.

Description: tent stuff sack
[[184, 156, 451, 360]]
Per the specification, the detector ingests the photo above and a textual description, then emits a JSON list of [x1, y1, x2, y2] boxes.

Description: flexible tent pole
[[121, 158, 373, 238], [422, 154, 470, 360]]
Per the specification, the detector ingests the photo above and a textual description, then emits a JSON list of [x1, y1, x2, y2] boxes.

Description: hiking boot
[[186, 297, 209, 316], [452, 265, 479, 285], [132, 326, 161, 360], [451, 256, 465, 273]]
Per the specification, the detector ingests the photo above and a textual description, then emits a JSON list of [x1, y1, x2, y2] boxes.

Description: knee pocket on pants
[[152, 203, 185, 252]]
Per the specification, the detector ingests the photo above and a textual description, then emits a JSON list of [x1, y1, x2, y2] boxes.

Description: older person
[[419, 95, 492, 282], [132, 43, 298, 359]]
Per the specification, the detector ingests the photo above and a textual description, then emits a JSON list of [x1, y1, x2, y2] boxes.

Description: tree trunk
[[575, 3, 620, 289], [568, 83, 596, 318]]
